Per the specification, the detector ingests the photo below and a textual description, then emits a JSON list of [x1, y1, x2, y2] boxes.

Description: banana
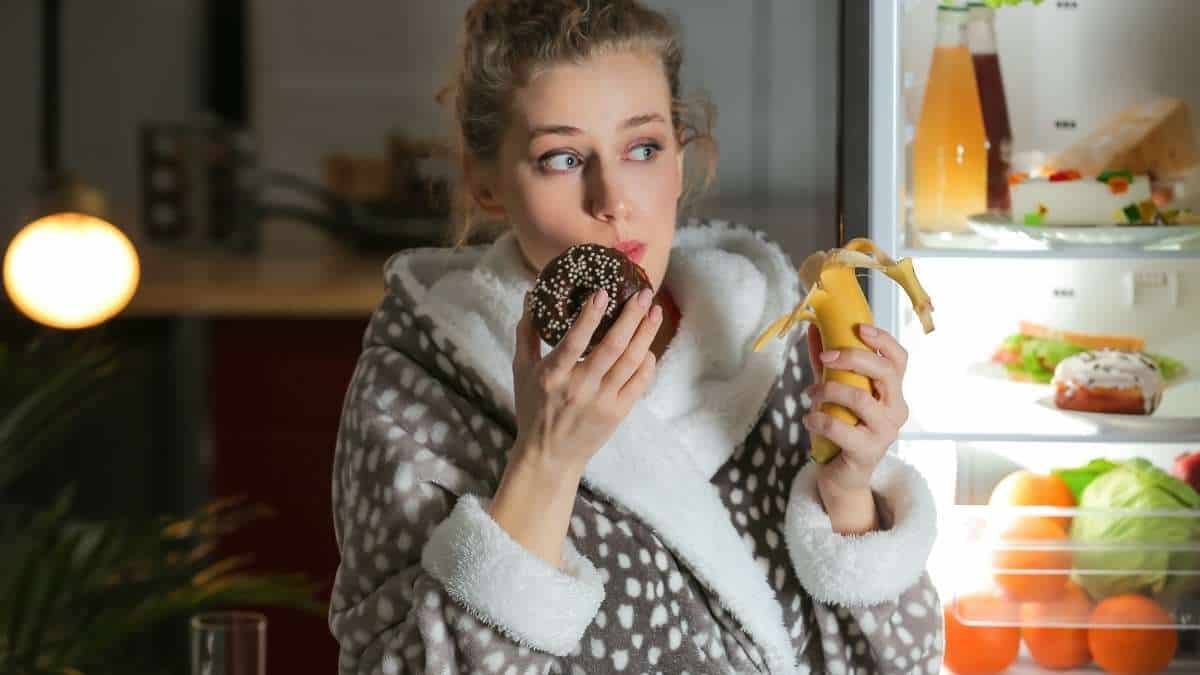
[[753, 238, 934, 464]]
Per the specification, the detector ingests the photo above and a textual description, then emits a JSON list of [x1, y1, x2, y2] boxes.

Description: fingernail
[[820, 350, 840, 362], [594, 289, 609, 307], [638, 289, 652, 307], [650, 305, 663, 322], [859, 324, 878, 337]]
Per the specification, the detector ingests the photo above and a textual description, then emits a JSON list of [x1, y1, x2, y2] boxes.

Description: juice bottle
[[968, 1, 1014, 212], [912, 4, 988, 234]]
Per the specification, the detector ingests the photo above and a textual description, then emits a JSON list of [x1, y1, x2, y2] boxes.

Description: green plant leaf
[[0, 338, 121, 490], [2, 500, 322, 673], [0, 334, 322, 674], [23, 521, 88, 669], [5, 488, 75, 659]]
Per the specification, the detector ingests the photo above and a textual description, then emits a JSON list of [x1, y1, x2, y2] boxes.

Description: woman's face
[[471, 50, 684, 291]]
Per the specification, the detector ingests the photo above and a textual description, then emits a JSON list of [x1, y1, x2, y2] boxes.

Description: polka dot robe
[[330, 253, 943, 675]]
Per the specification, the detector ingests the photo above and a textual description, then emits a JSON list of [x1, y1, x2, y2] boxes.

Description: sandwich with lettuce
[[991, 321, 1185, 383]]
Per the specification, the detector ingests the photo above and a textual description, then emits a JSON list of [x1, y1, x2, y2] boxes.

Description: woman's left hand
[[802, 323, 910, 496]]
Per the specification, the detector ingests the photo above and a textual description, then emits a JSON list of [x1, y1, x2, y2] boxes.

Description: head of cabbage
[[1062, 458, 1200, 601]]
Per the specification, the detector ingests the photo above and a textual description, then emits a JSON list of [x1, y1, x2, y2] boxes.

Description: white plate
[[905, 355, 1200, 441], [1034, 378, 1200, 436], [967, 212, 1200, 249]]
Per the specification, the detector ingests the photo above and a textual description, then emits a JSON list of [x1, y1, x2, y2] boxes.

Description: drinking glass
[[190, 611, 266, 675]]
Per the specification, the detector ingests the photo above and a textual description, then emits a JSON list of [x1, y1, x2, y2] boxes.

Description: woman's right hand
[[511, 286, 663, 477]]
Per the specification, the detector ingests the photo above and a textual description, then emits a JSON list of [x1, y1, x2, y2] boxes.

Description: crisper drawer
[[905, 441, 1200, 674], [940, 504, 1200, 674]]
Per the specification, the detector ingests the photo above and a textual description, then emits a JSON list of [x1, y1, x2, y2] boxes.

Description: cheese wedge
[[1046, 98, 1198, 180]]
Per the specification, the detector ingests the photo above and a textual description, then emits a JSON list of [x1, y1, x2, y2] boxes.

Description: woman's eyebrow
[[528, 113, 667, 140]]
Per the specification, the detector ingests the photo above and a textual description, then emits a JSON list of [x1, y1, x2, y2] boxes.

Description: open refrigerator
[[843, 1, 1200, 673]]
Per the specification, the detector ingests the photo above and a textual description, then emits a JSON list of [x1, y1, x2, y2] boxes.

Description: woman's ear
[[464, 154, 508, 218]]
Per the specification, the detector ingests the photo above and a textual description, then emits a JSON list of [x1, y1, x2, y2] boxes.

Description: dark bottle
[[967, 2, 1013, 213]]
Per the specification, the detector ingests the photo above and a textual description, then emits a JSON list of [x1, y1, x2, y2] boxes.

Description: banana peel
[[753, 238, 934, 464]]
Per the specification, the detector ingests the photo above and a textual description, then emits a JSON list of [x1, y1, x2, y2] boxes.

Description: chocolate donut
[[529, 243, 652, 355]]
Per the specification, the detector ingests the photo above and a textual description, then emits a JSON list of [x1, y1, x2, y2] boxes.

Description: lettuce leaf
[[999, 333, 1029, 352], [998, 332, 1184, 384], [1053, 459, 1119, 502], [1148, 352, 1186, 381], [1018, 337, 1086, 383]]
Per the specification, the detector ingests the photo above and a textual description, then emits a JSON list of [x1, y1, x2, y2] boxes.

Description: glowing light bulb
[[3, 212, 140, 329]]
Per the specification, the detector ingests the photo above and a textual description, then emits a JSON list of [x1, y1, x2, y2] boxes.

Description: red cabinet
[[209, 318, 366, 674]]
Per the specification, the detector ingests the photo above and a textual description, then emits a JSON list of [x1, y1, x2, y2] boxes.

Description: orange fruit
[[988, 469, 1076, 530], [1021, 581, 1093, 669], [992, 517, 1072, 602], [943, 591, 1021, 674], [1088, 595, 1178, 674]]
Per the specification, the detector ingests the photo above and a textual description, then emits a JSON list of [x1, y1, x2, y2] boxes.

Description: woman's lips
[[615, 241, 646, 263]]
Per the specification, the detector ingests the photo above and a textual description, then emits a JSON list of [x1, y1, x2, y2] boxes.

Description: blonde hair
[[442, 0, 718, 247]]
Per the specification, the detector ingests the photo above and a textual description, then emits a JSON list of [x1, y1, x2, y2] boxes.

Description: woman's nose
[[585, 160, 632, 225]]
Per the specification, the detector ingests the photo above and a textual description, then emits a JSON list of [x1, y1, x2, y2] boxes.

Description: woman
[[330, 1, 941, 673]]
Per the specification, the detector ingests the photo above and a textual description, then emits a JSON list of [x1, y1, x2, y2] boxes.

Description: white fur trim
[[784, 454, 937, 608], [644, 224, 798, 477], [387, 221, 798, 480], [420, 494, 604, 656]]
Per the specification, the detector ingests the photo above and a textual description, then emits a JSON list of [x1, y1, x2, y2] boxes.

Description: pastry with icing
[[1052, 349, 1165, 415]]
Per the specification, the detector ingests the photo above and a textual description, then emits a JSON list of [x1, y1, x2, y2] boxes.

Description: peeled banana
[[753, 238, 934, 464]]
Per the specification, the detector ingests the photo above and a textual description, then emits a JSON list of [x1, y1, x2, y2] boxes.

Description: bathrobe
[[329, 220, 943, 674]]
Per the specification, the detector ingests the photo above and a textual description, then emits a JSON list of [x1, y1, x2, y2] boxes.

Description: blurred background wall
[[0, 1, 844, 672]]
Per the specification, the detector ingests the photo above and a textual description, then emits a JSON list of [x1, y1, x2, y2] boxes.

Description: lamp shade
[[3, 212, 141, 329]]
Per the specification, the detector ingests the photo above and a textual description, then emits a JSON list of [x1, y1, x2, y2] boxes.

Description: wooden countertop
[[122, 221, 402, 318]]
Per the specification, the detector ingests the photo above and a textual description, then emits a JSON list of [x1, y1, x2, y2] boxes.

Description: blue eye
[[628, 143, 661, 161], [541, 153, 581, 172]]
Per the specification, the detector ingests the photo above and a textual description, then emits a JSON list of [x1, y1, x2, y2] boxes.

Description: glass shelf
[[899, 230, 1200, 260], [993, 658, 1200, 672], [900, 245, 1200, 261], [899, 365, 1200, 445], [977, 656, 1200, 675]]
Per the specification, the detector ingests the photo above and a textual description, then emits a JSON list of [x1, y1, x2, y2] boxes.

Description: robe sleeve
[[329, 345, 604, 674], [785, 454, 944, 674]]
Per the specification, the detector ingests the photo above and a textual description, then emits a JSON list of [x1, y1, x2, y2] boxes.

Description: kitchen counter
[[122, 221, 409, 318]]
